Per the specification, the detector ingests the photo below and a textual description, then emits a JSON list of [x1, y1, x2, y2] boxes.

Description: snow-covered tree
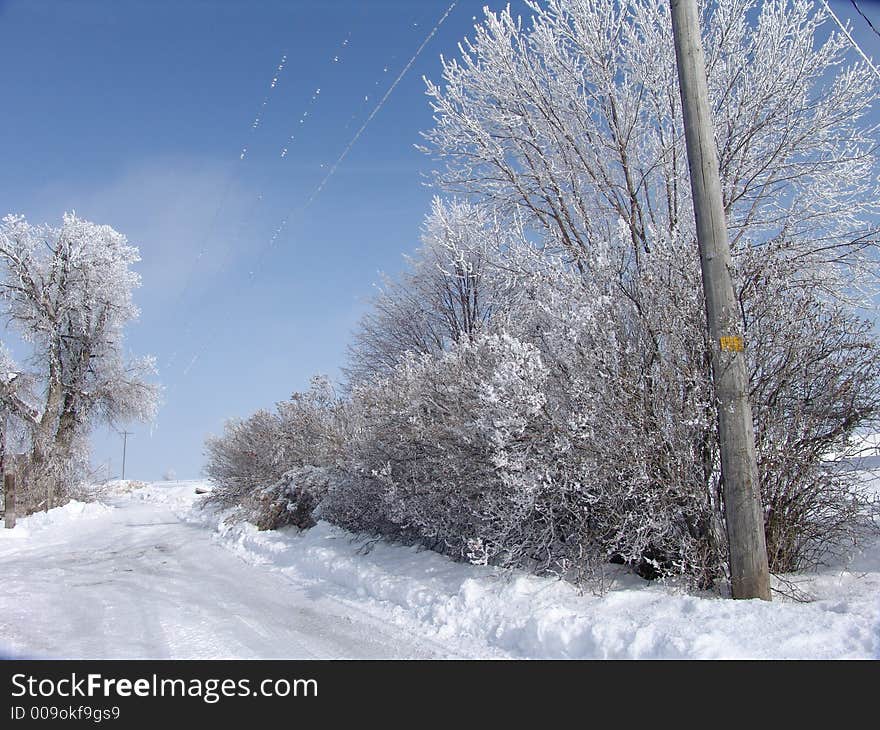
[[344, 198, 527, 386], [417, 0, 880, 578], [423, 0, 880, 295], [0, 212, 160, 510]]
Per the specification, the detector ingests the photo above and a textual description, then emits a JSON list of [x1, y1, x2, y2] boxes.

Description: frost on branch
[[344, 198, 529, 387]]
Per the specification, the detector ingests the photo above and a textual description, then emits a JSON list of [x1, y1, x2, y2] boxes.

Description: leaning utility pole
[[670, 0, 771, 600], [120, 430, 133, 481]]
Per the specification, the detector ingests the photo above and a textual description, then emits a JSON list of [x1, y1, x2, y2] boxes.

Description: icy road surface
[[0, 483, 444, 659], [1, 478, 878, 659]]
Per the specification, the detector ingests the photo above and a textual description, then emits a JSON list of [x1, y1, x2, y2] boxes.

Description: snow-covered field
[[0, 476, 878, 659]]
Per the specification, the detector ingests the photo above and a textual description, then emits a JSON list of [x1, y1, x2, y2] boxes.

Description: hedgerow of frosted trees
[[204, 0, 880, 589]]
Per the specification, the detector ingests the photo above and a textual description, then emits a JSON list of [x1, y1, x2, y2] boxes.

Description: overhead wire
[[180, 1, 460, 377], [820, 0, 880, 81]]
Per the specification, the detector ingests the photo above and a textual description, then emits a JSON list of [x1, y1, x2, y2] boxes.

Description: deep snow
[[0, 476, 878, 659], [0, 483, 444, 659]]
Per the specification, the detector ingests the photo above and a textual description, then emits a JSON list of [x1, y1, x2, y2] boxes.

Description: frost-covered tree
[[0, 212, 160, 509], [418, 0, 880, 578], [423, 0, 880, 292], [344, 198, 527, 385]]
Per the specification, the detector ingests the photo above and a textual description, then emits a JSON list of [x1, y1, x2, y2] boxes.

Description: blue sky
[[1, 0, 879, 481]]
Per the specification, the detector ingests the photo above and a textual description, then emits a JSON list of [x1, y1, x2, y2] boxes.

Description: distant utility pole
[[0, 411, 6, 481], [120, 431, 133, 481], [670, 0, 771, 600]]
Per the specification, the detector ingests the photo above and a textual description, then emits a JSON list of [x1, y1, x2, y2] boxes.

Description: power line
[[850, 0, 880, 42], [280, 32, 352, 159], [304, 1, 459, 208], [162, 48, 294, 372], [180, 1, 460, 378], [166, 31, 352, 375], [820, 0, 880, 81]]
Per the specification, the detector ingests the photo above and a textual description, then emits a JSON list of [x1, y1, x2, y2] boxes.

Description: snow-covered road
[[0, 484, 442, 659], [1, 478, 878, 659]]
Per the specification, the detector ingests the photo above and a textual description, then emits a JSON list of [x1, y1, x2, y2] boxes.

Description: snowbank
[[125, 480, 208, 510], [189, 476, 880, 659], [0, 500, 114, 543], [0, 478, 875, 658], [101, 479, 149, 495]]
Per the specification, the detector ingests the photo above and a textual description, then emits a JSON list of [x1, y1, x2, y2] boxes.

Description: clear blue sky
[[1, 0, 878, 481]]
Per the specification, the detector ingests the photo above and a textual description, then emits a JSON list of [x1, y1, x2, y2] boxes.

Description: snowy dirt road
[[1, 479, 878, 659], [0, 484, 445, 659]]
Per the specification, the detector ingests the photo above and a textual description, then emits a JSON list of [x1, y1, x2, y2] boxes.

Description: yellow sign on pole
[[720, 335, 744, 352]]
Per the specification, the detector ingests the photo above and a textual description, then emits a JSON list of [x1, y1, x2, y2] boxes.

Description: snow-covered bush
[[203, 377, 344, 529], [337, 266, 733, 584], [484, 236, 880, 583], [740, 247, 880, 572], [243, 465, 330, 531], [485, 242, 731, 584], [204, 409, 285, 509], [342, 333, 551, 560]]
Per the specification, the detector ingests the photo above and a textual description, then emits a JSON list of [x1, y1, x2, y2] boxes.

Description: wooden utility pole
[[3, 473, 15, 529], [670, 0, 771, 600], [0, 411, 5, 488], [120, 430, 132, 480], [3, 473, 15, 528], [0, 414, 14, 527]]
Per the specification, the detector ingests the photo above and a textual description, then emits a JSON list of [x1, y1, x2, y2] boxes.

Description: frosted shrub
[[495, 235, 880, 584], [244, 465, 330, 531], [741, 249, 880, 572], [204, 409, 286, 509], [204, 377, 344, 528], [345, 333, 551, 560], [492, 244, 730, 584]]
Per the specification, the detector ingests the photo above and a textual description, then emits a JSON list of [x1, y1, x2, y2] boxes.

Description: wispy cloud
[[18, 158, 258, 309]]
